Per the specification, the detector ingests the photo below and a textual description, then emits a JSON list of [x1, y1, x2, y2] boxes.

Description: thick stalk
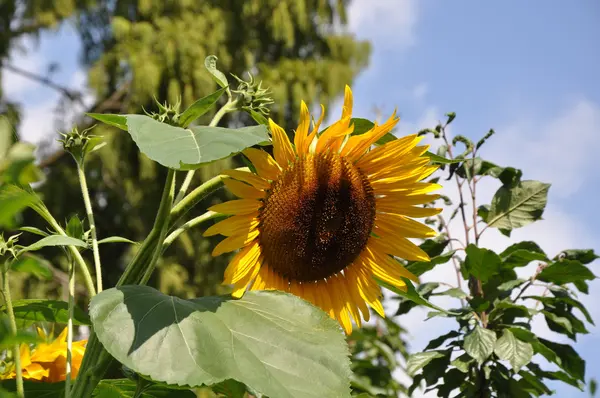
[[174, 99, 238, 204], [139, 170, 176, 284], [2, 267, 24, 398], [71, 169, 176, 397], [65, 259, 75, 398], [77, 162, 103, 292]]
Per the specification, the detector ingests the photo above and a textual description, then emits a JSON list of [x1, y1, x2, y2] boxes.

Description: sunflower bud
[[0, 233, 19, 264], [145, 97, 182, 125], [231, 72, 274, 117], [58, 126, 101, 164]]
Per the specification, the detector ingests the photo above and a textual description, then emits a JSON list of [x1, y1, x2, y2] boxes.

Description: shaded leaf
[[0, 380, 64, 397], [424, 152, 461, 165], [19, 226, 50, 237], [66, 214, 84, 239], [436, 288, 467, 299], [93, 379, 195, 397], [0, 184, 41, 227], [425, 330, 461, 350], [493, 329, 533, 371], [97, 236, 139, 245], [90, 285, 351, 398], [0, 299, 91, 325], [500, 241, 548, 268], [379, 278, 455, 315], [556, 249, 599, 265], [406, 351, 445, 376], [538, 260, 595, 285], [464, 325, 497, 364], [486, 180, 551, 231], [463, 244, 501, 283], [19, 235, 88, 253], [125, 115, 269, 170], [179, 87, 227, 128], [539, 338, 586, 381], [451, 353, 474, 373], [406, 250, 455, 276]]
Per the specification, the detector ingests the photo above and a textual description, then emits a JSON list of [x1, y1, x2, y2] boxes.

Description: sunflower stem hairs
[[206, 86, 442, 334]]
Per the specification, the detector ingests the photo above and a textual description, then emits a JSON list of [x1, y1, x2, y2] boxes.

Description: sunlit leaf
[[90, 285, 351, 398], [464, 325, 496, 364], [179, 87, 227, 127], [87, 113, 128, 131], [124, 115, 269, 170], [97, 236, 139, 245], [204, 55, 229, 88], [538, 260, 595, 285], [493, 329, 533, 372], [485, 180, 550, 231]]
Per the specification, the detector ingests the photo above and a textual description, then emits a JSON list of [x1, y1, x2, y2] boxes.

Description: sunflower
[[206, 86, 441, 334], [0, 327, 87, 382]]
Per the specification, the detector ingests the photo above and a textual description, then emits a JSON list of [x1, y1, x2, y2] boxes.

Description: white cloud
[[347, 0, 418, 49], [2, 43, 44, 97], [487, 99, 600, 198], [412, 83, 429, 102]]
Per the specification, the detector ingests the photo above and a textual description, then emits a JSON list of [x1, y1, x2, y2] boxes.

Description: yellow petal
[[376, 193, 440, 207], [343, 111, 399, 160], [302, 104, 326, 155], [208, 199, 262, 216], [212, 228, 259, 256], [294, 101, 311, 154], [356, 134, 421, 168], [269, 118, 296, 167], [368, 235, 429, 264], [221, 169, 271, 190], [342, 85, 353, 119], [203, 214, 258, 237], [223, 178, 265, 200], [223, 241, 262, 284], [344, 267, 371, 322], [374, 213, 437, 238], [243, 148, 282, 181]]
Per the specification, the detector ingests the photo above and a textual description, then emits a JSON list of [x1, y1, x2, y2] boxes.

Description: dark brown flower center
[[258, 152, 376, 282]]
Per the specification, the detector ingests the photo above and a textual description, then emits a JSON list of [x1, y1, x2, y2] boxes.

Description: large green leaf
[[499, 241, 548, 268], [463, 244, 501, 283], [125, 115, 269, 170], [19, 235, 88, 253], [464, 325, 497, 364], [493, 329, 533, 372], [538, 260, 595, 285], [0, 299, 91, 325], [93, 379, 196, 398], [485, 180, 550, 231], [406, 351, 445, 376], [90, 285, 351, 398], [539, 338, 586, 381]]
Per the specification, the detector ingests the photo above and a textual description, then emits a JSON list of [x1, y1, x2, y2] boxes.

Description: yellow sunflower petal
[[242, 148, 282, 181], [376, 193, 441, 207], [315, 117, 353, 154], [208, 199, 262, 216], [223, 241, 262, 284], [374, 213, 437, 238], [211, 229, 259, 256], [356, 134, 422, 169], [327, 277, 353, 334], [343, 111, 399, 160], [368, 235, 429, 264], [231, 262, 262, 298], [269, 118, 296, 167], [294, 101, 311, 154], [223, 178, 265, 200], [344, 267, 371, 322], [249, 265, 268, 291], [374, 182, 442, 195], [342, 85, 353, 119], [302, 104, 326, 154], [221, 169, 271, 190], [335, 273, 362, 328], [203, 214, 258, 237]]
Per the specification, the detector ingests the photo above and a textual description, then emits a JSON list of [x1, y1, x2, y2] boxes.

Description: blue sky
[[2, 1, 599, 397]]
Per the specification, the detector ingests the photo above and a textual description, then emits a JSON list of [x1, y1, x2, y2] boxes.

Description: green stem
[[2, 265, 24, 398], [77, 162, 103, 293], [139, 169, 176, 285], [162, 211, 220, 252], [65, 258, 75, 398], [174, 99, 238, 204]]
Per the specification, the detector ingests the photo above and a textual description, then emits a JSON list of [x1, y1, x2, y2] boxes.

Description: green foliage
[[90, 285, 351, 398], [0, 299, 91, 325]]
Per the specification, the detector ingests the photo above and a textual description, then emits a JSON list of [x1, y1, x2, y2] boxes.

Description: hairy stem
[[2, 265, 24, 398], [65, 259, 75, 398], [77, 163, 103, 293]]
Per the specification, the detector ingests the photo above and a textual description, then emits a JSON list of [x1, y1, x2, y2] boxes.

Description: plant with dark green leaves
[[399, 113, 597, 397]]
